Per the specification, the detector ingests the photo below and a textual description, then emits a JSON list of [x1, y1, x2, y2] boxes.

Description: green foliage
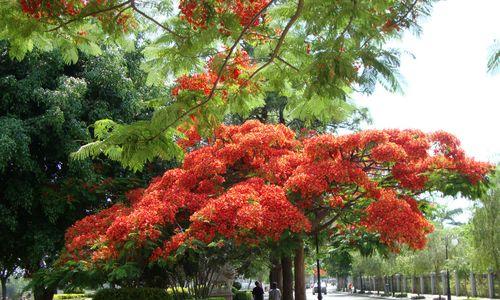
[[469, 168, 500, 271], [233, 291, 252, 300], [93, 288, 172, 300], [426, 170, 491, 200], [0, 0, 438, 169]]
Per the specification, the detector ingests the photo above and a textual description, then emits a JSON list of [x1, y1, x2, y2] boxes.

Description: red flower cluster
[[65, 203, 131, 262], [64, 121, 491, 265], [361, 190, 433, 250], [172, 49, 255, 100], [19, 0, 134, 31], [20, 0, 86, 18], [171, 73, 216, 97], [179, 0, 271, 29]]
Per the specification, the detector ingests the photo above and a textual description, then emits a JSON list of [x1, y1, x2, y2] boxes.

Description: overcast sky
[[354, 0, 499, 222]]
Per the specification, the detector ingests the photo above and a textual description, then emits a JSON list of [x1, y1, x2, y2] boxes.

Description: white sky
[[354, 0, 500, 222]]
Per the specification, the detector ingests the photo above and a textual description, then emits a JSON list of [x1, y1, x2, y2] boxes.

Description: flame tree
[[64, 121, 491, 299]]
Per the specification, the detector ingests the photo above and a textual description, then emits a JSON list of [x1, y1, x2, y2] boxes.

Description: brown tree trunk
[[294, 241, 307, 300], [269, 257, 283, 291], [1, 277, 7, 300], [282, 255, 293, 300]]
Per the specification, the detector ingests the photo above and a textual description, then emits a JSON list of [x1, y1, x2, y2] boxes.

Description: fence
[[353, 270, 498, 298]]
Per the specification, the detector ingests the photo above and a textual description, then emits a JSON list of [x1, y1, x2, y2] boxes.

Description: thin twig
[[47, 0, 132, 32], [131, 1, 185, 39], [359, 0, 419, 49], [314, 187, 363, 233], [338, 0, 356, 39], [276, 56, 299, 71], [248, 0, 305, 81]]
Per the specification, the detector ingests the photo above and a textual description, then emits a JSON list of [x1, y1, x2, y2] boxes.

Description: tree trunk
[[269, 257, 283, 291], [282, 255, 293, 300], [34, 286, 55, 300], [1, 277, 7, 300], [294, 241, 307, 300]]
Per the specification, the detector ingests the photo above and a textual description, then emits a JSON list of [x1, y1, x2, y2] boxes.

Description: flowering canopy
[[65, 121, 491, 265]]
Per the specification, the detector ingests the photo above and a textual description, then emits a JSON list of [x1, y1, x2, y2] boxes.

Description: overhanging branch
[[161, 0, 278, 131], [248, 0, 305, 81], [131, 1, 185, 39], [47, 0, 132, 32]]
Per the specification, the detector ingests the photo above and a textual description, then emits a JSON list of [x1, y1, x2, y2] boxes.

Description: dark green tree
[[0, 43, 168, 300]]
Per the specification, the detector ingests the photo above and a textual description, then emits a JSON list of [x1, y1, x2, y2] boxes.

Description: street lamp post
[[445, 236, 458, 300], [445, 237, 451, 300], [315, 233, 322, 300]]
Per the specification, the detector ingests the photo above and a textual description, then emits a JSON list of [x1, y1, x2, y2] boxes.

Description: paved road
[[263, 290, 367, 300], [306, 291, 366, 300]]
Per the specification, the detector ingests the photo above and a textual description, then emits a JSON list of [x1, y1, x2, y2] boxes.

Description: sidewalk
[[337, 290, 495, 300]]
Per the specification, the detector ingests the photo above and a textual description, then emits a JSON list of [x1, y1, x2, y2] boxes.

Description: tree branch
[[130, 1, 185, 39], [395, 0, 419, 26], [161, 0, 278, 131], [338, 0, 356, 39], [47, 0, 132, 32], [248, 0, 305, 81], [276, 56, 299, 71], [359, 0, 419, 49], [314, 189, 365, 233]]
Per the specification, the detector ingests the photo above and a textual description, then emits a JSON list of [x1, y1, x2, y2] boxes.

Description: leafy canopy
[[2, 0, 437, 170]]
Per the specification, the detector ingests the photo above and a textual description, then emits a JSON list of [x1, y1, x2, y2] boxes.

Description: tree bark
[[282, 255, 293, 300], [294, 241, 307, 300], [269, 257, 283, 291], [1, 277, 7, 300]]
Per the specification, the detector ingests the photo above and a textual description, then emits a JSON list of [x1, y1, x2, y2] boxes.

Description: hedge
[[93, 288, 172, 300], [233, 291, 252, 300], [232, 281, 242, 290], [53, 294, 86, 299], [93, 288, 231, 300]]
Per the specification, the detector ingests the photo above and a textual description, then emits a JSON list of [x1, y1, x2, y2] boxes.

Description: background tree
[[346, 180, 499, 282], [469, 168, 499, 272], [0, 43, 168, 300]]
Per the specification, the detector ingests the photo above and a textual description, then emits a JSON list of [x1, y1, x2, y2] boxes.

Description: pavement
[[303, 291, 494, 300], [305, 290, 368, 300], [262, 289, 373, 300], [271, 290, 495, 300]]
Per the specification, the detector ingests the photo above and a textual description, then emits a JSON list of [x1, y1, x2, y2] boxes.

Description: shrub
[[234, 291, 252, 300], [54, 294, 86, 299], [395, 293, 408, 298], [232, 281, 242, 291], [166, 287, 190, 299], [411, 296, 426, 300], [93, 288, 172, 300]]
